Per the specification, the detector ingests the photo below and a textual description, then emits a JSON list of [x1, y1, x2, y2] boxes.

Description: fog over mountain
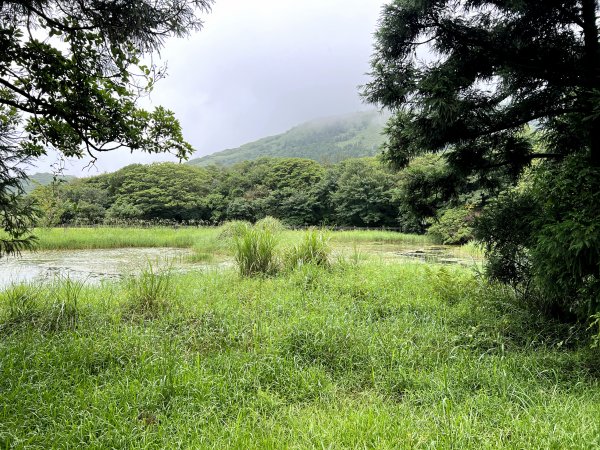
[[187, 111, 389, 167], [32, 0, 388, 176]]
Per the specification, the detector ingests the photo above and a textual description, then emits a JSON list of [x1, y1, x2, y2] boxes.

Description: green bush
[[475, 189, 537, 292], [285, 229, 331, 269], [218, 220, 252, 242], [254, 216, 286, 233], [529, 156, 600, 319], [427, 205, 476, 245], [233, 223, 279, 277], [476, 155, 600, 321]]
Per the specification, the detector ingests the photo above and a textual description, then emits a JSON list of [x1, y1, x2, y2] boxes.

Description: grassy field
[[32, 227, 432, 250], [1, 241, 599, 448], [32, 227, 221, 250]]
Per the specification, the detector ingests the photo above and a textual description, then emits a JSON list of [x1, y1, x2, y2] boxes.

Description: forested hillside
[[187, 111, 388, 167]]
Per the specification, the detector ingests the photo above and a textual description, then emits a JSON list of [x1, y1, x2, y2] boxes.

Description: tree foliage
[[0, 106, 38, 256], [428, 205, 476, 245], [30, 157, 417, 229], [0, 0, 213, 253], [365, 0, 600, 320], [364, 0, 600, 171], [328, 159, 400, 227]]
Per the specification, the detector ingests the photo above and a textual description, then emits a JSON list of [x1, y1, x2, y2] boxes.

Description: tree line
[[29, 156, 474, 242]]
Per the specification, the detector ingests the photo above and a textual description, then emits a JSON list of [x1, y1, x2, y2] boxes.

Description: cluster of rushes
[[225, 217, 333, 277]]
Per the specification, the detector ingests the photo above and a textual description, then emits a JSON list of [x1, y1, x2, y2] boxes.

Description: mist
[[33, 0, 388, 175]]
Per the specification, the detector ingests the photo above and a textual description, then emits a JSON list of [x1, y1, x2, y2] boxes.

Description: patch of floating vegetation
[[0, 248, 210, 287]]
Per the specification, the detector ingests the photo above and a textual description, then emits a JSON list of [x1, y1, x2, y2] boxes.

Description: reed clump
[[233, 222, 280, 277], [124, 263, 174, 318], [284, 229, 331, 270]]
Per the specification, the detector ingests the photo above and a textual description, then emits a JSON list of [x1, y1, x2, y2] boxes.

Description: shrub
[[475, 190, 537, 292], [285, 229, 331, 269], [529, 156, 600, 319], [217, 220, 252, 242], [233, 224, 279, 277], [475, 155, 600, 321], [428, 205, 476, 245]]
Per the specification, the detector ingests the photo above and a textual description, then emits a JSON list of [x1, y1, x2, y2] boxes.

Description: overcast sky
[[35, 0, 388, 175]]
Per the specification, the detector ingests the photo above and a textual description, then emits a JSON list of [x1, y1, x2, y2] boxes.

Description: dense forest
[[29, 156, 474, 243]]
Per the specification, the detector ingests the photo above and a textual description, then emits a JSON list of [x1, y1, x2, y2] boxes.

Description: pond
[[393, 245, 482, 265], [0, 244, 482, 289], [335, 243, 482, 267], [0, 248, 212, 288]]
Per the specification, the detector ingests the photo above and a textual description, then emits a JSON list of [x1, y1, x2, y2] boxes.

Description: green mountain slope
[[21, 173, 77, 194], [187, 111, 388, 167]]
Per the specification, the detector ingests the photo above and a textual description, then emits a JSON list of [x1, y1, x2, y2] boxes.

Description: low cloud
[[34, 0, 388, 175]]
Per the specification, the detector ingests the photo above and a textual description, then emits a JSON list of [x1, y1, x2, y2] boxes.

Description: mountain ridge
[[187, 110, 388, 167], [21, 173, 77, 194]]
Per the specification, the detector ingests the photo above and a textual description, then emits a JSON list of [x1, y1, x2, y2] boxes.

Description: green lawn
[[1, 257, 598, 448]]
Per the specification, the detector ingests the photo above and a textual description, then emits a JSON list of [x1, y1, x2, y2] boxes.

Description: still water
[[0, 248, 197, 288], [0, 245, 481, 289]]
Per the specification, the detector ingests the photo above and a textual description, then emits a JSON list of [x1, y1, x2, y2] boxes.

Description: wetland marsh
[[0, 226, 597, 449]]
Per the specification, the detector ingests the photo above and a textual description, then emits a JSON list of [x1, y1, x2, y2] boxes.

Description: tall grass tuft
[[233, 223, 279, 277], [124, 262, 174, 318], [0, 283, 44, 330], [285, 229, 331, 270], [0, 278, 84, 332], [47, 276, 84, 331], [218, 221, 252, 242], [254, 216, 286, 233]]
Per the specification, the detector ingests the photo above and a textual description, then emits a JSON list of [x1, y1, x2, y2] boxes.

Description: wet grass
[[32, 227, 433, 251], [0, 260, 598, 448], [33, 227, 221, 250], [327, 229, 432, 245], [31, 227, 459, 268]]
